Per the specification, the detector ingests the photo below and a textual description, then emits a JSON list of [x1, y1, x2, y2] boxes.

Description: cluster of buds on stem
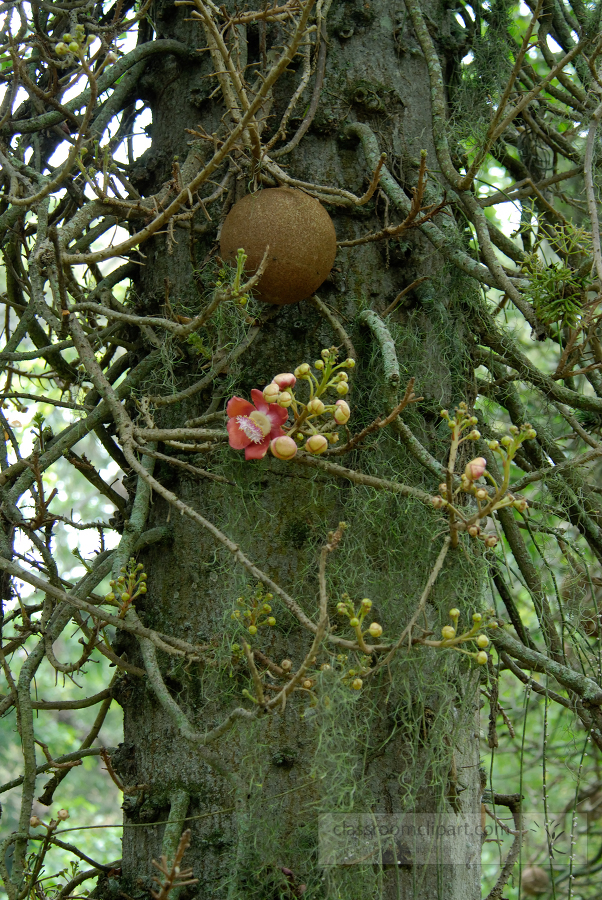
[[55, 23, 90, 56], [419, 608, 497, 665], [30, 809, 70, 831], [336, 594, 383, 655], [430, 405, 535, 548], [331, 651, 373, 691], [268, 348, 354, 457], [105, 558, 147, 617], [231, 585, 276, 635]]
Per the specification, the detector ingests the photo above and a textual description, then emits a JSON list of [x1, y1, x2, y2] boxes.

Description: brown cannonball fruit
[[219, 187, 337, 305]]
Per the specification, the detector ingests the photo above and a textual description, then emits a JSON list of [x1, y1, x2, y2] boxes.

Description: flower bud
[[431, 495, 446, 509], [475, 489, 488, 501], [509, 425, 519, 435], [268, 617, 276, 626], [525, 428, 536, 440], [476, 651, 488, 665], [361, 598, 372, 609], [68, 41, 79, 52], [336, 602, 347, 614], [57, 809, 70, 821], [513, 498, 528, 511], [334, 399, 350, 424], [320, 663, 331, 671], [368, 622, 382, 638], [55, 42, 69, 55], [248, 625, 257, 635], [307, 397, 325, 415], [63, 32, 73, 40], [439, 483, 448, 494], [337, 371, 349, 382], [305, 434, 328, 455], [321, 348, 330, 359], [441, 625, 456, 640], [449, 608, 460, 619], [263, 383, 280, 402], [488, 440, 500, 450], [105, 51, 117, 64], [350, 678, 363, 690], [484, 535, 498, 548], [278, 391, 293, 408], [349, 617, 360, 627], [472, 613, 483, 623], [468, 525, 480, 537], [464, 457, 487, 481], [468, 429, 481, 440], [315, 360, 324, 370], [501, 435, 512, 447], [270, 436, 297, 460], [281, 659, 292, 671], [345, 358, 356, 368], [30, 816, 41, 828], [294, 363, 310, 377], [336, 382, 349, 396], [476, 634, 489, 648], [273, 373, 296, 389]]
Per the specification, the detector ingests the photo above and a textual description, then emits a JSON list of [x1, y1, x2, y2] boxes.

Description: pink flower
[[464, 457, 487, 481], [227, 389, 288, 460]]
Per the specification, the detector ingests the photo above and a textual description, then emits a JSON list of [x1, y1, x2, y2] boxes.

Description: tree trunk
[[102, 1, 486, 898]]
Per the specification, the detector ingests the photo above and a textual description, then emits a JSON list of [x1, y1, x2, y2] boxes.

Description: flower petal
[[250, 389, 269, 413], [227, 396, 255, 418], [227, 417, 252, 449], [267, 404, 289, 429], [245, 436, 270, 460]]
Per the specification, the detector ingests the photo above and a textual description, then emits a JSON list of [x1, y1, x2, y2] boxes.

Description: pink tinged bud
[[431, 495, 445, 509], [464, 457, 487, 482], [263, 383, 280, 402], [305, 434, 328, 455], [484, 535, 498, 548], [30, 816, 41, 828], [334, 399, 350, 424], [57, 809, 70, 821], [273, 373, 296, 389], [270, 436, 297, 460]]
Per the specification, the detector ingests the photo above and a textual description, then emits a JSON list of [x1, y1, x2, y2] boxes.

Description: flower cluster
[[56, 23, 88, 56], [430, 404, 536, 548], [420, 608, 497, 665], [326, 652, 373, 691], [105, 558, 147, 617], [336, 594, 383, 653], [227, 347, 354, 461], [231, 585, 276, 635]]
